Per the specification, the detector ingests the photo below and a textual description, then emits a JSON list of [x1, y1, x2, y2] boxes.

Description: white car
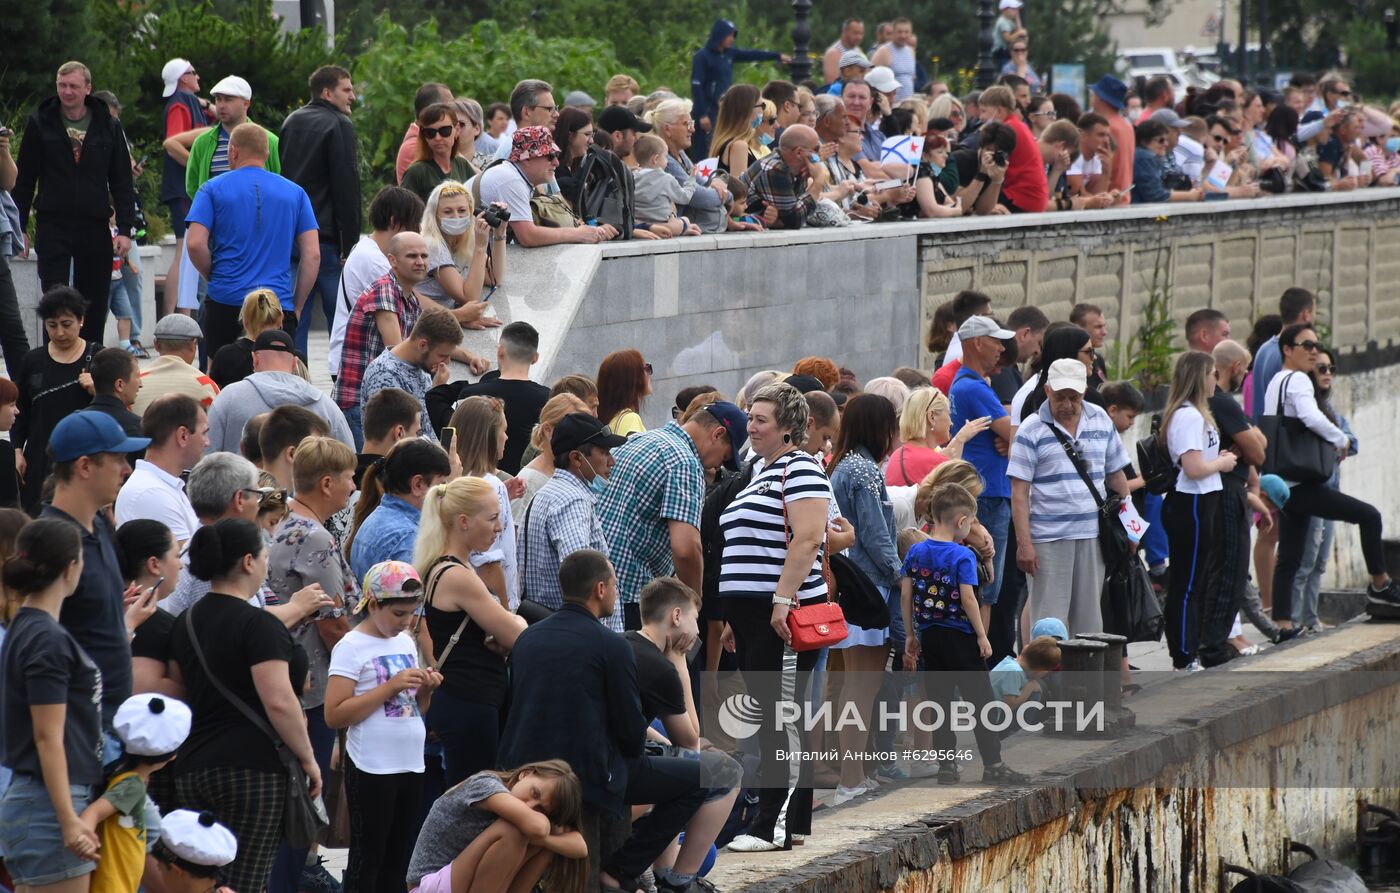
[[1121, 47, 1221, 89]]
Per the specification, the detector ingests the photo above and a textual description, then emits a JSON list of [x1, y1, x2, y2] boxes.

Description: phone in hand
[[441, 426, 456, 452]]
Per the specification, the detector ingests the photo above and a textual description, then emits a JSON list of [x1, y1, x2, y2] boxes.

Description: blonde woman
[[207, 288, 284, 389], [863, 376, 911, 416], [886, 388, 991, 486], [710, 84, 763, 177], [448, 396, 519, 610], [417, 180, 507, 329], [752, 99, 778, 157], [511, 393, 589, 522], [414, 476, 527, 785], [1161, 351, 1236, 670]]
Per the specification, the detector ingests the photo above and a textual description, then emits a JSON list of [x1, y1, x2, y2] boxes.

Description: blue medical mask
[[928, 162, 944, 176], [752, 111, 763, 128], [579, 453, 609, 497], [759, 133, 774, 147], [1387, 137, 1400, 154]]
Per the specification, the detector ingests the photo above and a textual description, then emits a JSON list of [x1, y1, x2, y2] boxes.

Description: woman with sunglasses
[[597, 349, 652, 437], [999, 42, 1042, 92], [401, 102, 478, 203], [1265, 324, 1400, 624]]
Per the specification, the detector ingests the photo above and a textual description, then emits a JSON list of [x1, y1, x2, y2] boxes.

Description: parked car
[[1121, 47, 1221, 89]]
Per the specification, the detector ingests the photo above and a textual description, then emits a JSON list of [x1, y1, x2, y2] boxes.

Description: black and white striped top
[[718, 451, 833, 601]]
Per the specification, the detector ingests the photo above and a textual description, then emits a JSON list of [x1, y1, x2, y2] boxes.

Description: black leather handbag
[[828, 553, 891, 628], [1260, 372, 1336, 484]]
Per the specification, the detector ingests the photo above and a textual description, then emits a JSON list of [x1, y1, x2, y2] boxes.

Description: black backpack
[[574, 146, 634, 239], [700, 459, 755, 605], [1136, 412, 1177, 495]]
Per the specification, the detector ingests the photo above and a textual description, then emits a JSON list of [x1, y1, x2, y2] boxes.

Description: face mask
[[1337, 99, 1351, 109], [752, 111, 763, 129], [439, 216, 472, 236], [1387, 137, 1400, 154], [759, 133, 774, 147], [578, 453, 609, 496], [928, 162, 943, 177]]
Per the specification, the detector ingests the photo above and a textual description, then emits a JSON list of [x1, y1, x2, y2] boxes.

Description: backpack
[[471, 158, 580, 236], [1135, 412, 1177, 495], [574, 146, 634, 238]]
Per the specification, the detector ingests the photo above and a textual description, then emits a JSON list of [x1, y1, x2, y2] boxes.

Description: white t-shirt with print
[[1166, 404, 1222, 495], [327, 629, 426, 774]]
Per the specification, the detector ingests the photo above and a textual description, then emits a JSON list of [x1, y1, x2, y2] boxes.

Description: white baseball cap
[[999, 0, 1024, 8], [957, 315, 1016, 342], [1046, 358, 1089, 394], [210, 75, 252, 100], [161, 58, 194, 98], [865, 66, 900, 95]]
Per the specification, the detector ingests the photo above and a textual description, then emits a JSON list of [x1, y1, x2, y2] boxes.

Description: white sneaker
[[1238, 644, 1261, 656], [833, 783, 869, 805], [910, 762, 941, 779], [726, 834, 782, 853]]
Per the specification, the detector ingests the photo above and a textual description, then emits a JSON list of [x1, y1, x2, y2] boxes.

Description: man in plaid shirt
[[333, 232, 428, 419], [737, 124, 829, 229], [597, 401, 748, 629]]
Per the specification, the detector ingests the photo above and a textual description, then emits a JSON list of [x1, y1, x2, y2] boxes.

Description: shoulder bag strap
[[421, 555, 471, 672], [779, 453, 835, 608], [183, 604, 288, 753], [518, 498, 536, 601], [1045, 420, 1106, 509]]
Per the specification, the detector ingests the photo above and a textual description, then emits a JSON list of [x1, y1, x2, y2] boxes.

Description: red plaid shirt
[[334, 272, 422, 409]]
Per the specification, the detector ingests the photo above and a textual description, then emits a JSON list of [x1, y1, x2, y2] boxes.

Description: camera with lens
[[477, 205, 510, 228], [992, 149, 1008, 167]]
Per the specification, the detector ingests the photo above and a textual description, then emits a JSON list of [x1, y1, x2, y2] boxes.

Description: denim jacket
[[830, 447, 900, 587]]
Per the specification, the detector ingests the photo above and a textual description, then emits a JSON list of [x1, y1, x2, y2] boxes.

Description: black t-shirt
[[624, 630, 686, 728], [451, 377, 552, 475], [209, 338, 255, 390], [1, 608, 104, 785], [1209, 387, 1253, 484], [168, 593, 297, 774], [131, 605, 175, 663], [354, 452, 382, 489], [991, 365, 1022, 405]]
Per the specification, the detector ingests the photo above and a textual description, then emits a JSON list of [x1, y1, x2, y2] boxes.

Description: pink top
[[885, 442, 947, 487]]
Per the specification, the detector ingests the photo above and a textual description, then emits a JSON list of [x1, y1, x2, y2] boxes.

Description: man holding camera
[[974, 85, 1046, 214]]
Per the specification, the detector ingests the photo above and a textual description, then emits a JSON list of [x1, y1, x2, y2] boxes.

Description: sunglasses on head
[[423, 125, 455, 139], [644, 363, 654, 375]]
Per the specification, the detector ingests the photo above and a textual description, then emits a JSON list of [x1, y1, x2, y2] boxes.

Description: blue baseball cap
[[701, 400, 749, 471], [1259, 474, 1290, 509], [52, 412, 151, 462], [1030, 617, 1069, 640]]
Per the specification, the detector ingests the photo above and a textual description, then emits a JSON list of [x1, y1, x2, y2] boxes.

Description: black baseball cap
[[551, 412, 628, 456], [598, 106, 653, 134], [253, 329, 297, 353]]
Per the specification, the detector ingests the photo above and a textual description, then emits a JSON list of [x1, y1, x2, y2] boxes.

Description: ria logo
[[717, 693, 764, 740]]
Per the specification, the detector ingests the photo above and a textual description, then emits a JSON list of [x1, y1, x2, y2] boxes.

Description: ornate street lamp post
[[792, 0, 814, 83], [976, 0, 997, 87]]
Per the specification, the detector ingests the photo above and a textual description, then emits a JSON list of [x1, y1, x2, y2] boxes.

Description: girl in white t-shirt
[[1161, 351, 1238, 670], [325, 560, 443, 892]]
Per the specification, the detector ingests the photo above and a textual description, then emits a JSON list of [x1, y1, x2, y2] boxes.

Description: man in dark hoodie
[[13, 60, 138, 346], [690, 20, 790, 158]]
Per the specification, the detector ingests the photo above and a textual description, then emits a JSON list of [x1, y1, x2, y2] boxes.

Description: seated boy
[[990, 635, 1061, 710]]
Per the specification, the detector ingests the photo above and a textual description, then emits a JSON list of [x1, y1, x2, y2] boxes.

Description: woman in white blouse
[[1264, 323, 1400, 617], [1161, 351, 1237, 670]]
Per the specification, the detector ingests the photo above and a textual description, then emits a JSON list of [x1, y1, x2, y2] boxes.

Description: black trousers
[[1200, 478, 1249, 663], [606, 754, 707, 881], [919, 625, 1003, 767], [988, 517, 1026, 666], [1272, 480, 1385, 621], [723, 597, 820, 846], [1163, 490, 1222, 668], [36, 220, 111, 345], [0, 254, 31, 374], [202, 298, 298, 366], [342, 758, 422, 893]]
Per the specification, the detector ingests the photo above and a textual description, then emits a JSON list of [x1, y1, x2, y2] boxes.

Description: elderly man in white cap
[[160, 58, 213, 315], [1009, 357, 1132, 637]]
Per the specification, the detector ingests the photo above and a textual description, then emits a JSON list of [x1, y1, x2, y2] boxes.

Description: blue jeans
[[0, 775, 96, 885], [427, 688, 500, 788], [294, 245, 342, 355], [108, 257, 143, 338], [1291, 516, 1334, 627], [976, 495, 1011, 607], [342, 403, 364, 452]]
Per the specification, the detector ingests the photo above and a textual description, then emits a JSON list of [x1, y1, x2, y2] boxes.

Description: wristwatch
[[772, 595, 796, 607]]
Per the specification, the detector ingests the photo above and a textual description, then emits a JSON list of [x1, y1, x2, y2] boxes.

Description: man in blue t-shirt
[[186, 122, 318, 363], [948, 315, 1016, 627]]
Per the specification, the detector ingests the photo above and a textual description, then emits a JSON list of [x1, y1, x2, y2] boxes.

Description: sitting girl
[[632, 135, 702, 236], [406, 759, 588, 893]]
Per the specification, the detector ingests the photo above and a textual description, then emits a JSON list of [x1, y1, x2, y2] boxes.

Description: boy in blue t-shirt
[[901, 482, 1029, 785]]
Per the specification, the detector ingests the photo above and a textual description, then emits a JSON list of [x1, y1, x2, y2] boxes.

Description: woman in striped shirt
[[719, 382, 834, 852]]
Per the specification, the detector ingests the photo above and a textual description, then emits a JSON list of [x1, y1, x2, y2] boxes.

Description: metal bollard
[[1078, 632, 1127, 715], [1044, 638, 1106, 736]]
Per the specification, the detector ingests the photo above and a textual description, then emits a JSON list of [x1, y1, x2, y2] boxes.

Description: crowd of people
[[0, 35, 1396, 893]]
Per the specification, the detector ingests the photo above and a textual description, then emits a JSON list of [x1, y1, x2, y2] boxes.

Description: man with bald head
[[738, 124, 830, 228], [187, 121, 319, 358], [333, 230, 431, 444]]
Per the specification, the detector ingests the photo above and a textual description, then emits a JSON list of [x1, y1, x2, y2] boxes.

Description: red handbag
[[778, 457, 848, 651]]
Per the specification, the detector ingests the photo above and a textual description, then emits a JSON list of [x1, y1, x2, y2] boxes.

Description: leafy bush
[[1341, 18, 1400, 101]]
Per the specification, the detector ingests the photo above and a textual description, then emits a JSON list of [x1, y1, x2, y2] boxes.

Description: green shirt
[[185, 123, 281, 199], [400, 156, 478, 203]]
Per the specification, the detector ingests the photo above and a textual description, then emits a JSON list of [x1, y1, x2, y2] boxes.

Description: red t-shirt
[[885, 443, 947, 487], [999, 116, 1048, 213], [931, 359, 961, 396]]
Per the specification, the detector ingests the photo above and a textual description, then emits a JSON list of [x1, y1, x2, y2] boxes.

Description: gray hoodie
[[205, 371, 355, 454]]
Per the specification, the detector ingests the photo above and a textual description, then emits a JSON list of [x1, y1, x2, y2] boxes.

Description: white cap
[[160, 810, 238, 866], [210, 75, 252, 101], [1046, 358, 1088, 394], [999, 0, 1024, 8], [957, 315, 1016, 342], [865, 65, 900, 95], [161, 58, 193, 98], [114, 694, 192, 757]]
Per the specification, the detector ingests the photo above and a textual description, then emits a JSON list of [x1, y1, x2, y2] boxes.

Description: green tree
[[0, 0, 99, 109]]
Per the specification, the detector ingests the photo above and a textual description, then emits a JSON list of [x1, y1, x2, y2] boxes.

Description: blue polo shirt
[[949, 365, 1010, 498], [186, 166, 318, 309]]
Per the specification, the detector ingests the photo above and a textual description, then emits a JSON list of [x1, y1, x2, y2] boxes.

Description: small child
[[407, 760, 589, 893], [631, 134, 701, 236], [901, 482, 1028, 785], [324, 560, 443, 893], [149, 809, 238, 893], [896, 526, 931, 561], [1101, 380, 1146, 494], [78, 693, 193, 892], [990, 635, 1062, 709]]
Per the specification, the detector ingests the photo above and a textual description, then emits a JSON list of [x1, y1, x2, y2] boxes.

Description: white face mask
[[439, 216, 472, 236]]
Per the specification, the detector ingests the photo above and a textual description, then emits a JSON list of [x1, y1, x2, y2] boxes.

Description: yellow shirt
[[608, 409, 646, 438], [91, 771, 148, 893]]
